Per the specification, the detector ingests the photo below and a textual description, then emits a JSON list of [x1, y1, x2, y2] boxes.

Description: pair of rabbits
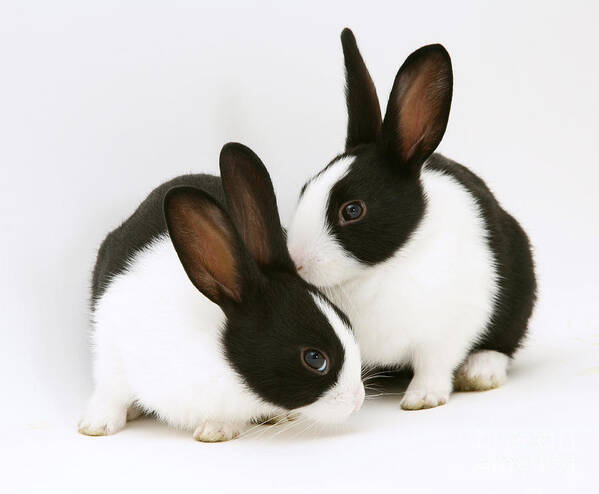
[[80, 29, 536, 442]]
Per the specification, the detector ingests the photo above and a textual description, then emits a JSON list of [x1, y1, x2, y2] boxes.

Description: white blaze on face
[[287, 157, 365, 287], [297, 293, 364, 424]]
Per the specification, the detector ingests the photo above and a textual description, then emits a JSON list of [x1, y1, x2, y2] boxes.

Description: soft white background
[[1, 1, 598, 492]]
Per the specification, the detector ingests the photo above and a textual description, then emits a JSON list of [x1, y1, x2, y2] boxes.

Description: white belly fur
[[331, 166, 499, 369]]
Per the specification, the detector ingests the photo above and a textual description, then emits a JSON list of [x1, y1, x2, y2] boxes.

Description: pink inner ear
[[170, 196, 242, 303], [400, 76, 430, 161], [397, 57, 450, 164], [189, 207, 241, 301]]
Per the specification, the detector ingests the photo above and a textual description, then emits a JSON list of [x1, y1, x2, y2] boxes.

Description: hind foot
[[454, 350, 509, 391]]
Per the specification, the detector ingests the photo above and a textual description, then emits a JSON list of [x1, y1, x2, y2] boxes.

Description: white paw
[[193, 421, 245, 443], [78, 406, 127, 436], [401, 387, 449, 410], [454, 350, 509, 391]]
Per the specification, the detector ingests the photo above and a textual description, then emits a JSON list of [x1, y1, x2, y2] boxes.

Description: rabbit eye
[[302, 348, 329, 374], [340, 200, 366, 224]]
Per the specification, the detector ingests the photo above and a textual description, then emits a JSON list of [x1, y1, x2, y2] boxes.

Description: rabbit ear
[[219, 143, 295, 272], [382, 44, 453, 171], [164, 186, 256, 306], [341, 28, 382, 150]]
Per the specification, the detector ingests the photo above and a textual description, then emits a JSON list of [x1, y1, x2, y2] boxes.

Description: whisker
[[290, 419, 316, 440], [237, 411, 290, 440], [364, 391, 407, 400], [267, 416, 308, 440], [362, 373, 396, 381]]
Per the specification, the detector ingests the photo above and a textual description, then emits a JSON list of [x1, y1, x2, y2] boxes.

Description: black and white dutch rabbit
[[79, 143, 364, 442], [287, 29, 536, 410]]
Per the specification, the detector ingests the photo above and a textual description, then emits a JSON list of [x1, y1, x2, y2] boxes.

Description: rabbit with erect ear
[[287, 29, 536, 410], [80, 143, 364, 441]]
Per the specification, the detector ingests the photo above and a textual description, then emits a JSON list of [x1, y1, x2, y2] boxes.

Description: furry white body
[[82, 234, 363, 439], [288, 158, 505, 408], [83, 235, 281, 437]]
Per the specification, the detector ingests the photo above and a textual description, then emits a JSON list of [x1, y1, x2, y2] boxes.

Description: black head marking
[[316, 35, 453, 265], [160, 144, 350, 410], [325, 146, 426, 264], [223, 274, 346, 409]]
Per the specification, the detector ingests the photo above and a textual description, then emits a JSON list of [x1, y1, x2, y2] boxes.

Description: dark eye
[[302, 348, 329, 374], [340, 200, 366, 224]]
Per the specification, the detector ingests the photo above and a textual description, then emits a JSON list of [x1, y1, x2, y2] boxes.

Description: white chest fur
[[329, 167, 499, 368]]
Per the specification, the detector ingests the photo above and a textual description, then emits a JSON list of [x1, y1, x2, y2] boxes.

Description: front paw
[[400, 388, 449, 410], [78, 407, 127, 436], [193, 421, 245, 443]]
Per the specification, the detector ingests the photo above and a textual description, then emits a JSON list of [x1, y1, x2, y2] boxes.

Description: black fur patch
[[223, 273, 345, 409], [425, 154, 537, 356], [325, 145, 425, 265]]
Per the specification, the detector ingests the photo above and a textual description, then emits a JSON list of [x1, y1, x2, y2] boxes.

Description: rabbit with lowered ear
[[287, 29, 536, 410], [80, 143, 364, 441]]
